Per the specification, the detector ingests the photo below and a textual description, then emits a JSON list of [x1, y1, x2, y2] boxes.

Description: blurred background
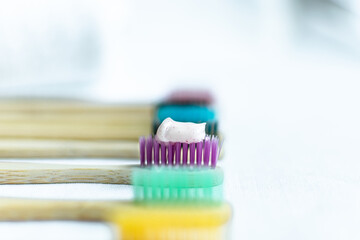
[[1, 0, 360, 239]]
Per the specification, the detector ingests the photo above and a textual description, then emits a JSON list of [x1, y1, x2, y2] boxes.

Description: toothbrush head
[[139, 135, 220, 168], [132, 166, 224, 204], [164, 89, 214, 105], [110, 203, 231, 240], [155, 104, 216, 123]]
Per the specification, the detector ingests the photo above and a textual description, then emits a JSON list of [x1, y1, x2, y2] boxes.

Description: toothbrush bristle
[[139, 136, 220, 168], [156, 105, 216, 123], [132, 167, 224, 204], [165, 89, 214, 105], [111, 203, 231, 240]]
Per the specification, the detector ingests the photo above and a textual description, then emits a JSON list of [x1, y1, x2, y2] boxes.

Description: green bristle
[[132, 167, 224, 204]]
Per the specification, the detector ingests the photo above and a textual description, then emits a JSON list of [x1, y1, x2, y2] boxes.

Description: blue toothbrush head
[[156, 104, 216, 123]]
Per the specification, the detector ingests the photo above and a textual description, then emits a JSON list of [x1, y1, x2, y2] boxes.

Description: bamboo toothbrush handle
[[0, 102, 154, 140], [0, 140, 139, 159], [0, 100, 152, 114], [0, 162, 134, 184], [0, 124, 150, 140], [0, 199, 123, 221], [0, 112, 153, 125]]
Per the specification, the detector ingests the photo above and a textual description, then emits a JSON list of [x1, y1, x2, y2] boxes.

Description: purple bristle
[[175, 142, 181, 165], [168, 143, 174, 165], [203, 136, 211, 166], [182, 143, 188, 165], [161, 143, 166, 165], [210, 137, 218, 168], [146, 136, 153, 166], [139, 137, 146, 166], [139, 135, 219, 167], [154, 139, 159, 165], [190, 143, 195, 166], [196, 141, 203, 166]]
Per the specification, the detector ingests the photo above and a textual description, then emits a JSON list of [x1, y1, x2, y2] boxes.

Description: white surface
[[0, 222, 113, 240], [1, 0, 360, 239]]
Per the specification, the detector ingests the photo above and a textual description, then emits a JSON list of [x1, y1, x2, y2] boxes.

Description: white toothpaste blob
[[155, 117, 206, 143]]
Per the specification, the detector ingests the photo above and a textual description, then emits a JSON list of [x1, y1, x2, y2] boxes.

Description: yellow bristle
[[108, 203, 231, 240]]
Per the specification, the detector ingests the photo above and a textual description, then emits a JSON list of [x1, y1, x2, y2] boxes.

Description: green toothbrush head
[[132, 166, 224, 205]]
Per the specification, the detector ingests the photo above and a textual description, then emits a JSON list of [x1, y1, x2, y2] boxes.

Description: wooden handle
[[0, 124, 150, 140], [0, 99, 152, 114], [0, 162, 134, 184], [0, 112, 152, 125], [0, 101, 154, 140], [0, 199, 124, 221], [0, 140, 139, 158]]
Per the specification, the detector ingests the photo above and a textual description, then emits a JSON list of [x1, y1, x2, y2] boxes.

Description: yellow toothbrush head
[[108, 203, 231, 240]]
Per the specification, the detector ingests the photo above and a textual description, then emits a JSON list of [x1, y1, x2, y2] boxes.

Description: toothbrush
[[0, 135, 220, 184], [0, 166, 226, 221], [0, 104, 217, 140], [0, 201, 231, 240], [0, 119, 221, 184], [0, 90, 216, 141], [0, 89, 213, 112]]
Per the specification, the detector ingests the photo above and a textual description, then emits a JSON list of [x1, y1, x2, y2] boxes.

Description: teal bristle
[[132, 167, 224, 204], [156, 105, 216, 123]]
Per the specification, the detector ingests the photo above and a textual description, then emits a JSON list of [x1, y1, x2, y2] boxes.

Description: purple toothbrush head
[[139, 135, 220, 168]]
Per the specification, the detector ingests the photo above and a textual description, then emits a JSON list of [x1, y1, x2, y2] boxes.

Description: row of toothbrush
[[0, 90, 231, 240]]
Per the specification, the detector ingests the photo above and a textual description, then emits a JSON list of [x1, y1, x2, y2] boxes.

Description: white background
[[0, 0, 360, 239]]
